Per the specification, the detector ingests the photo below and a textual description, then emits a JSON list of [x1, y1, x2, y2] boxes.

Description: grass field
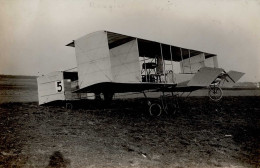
[[0, 75, 259, 168], [0, 75, 38, 104]]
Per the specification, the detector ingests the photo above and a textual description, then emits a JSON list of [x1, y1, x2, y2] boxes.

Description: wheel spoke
[[208, 86, 223, 101]]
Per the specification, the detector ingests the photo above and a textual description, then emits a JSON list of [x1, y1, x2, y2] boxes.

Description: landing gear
[[208, 85, 223, 101], [161, 93, 179, 115], [149, 103, 162, 117], [208, 71, 231, 101], [144, 92, 179, 117]]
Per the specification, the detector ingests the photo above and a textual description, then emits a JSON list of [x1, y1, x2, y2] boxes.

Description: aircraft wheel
[[208, 86, 223, 101], [165, 103, 177, 115], [66, 103, 73, 110], [149, 103, 162, 117]]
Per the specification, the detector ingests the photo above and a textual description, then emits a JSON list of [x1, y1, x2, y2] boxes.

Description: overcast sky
[[0, 0, 259, 82]]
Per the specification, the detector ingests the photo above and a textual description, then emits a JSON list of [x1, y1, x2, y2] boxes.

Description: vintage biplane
[[37, 30, 244, 115]]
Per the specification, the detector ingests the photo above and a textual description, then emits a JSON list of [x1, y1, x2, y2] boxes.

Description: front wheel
[[149, 103, 162, 117], [208, 86, 223, 101]]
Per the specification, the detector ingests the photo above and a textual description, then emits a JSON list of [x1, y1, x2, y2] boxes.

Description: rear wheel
[[208, 86, 223, 101], [164, 103, 177, 115]]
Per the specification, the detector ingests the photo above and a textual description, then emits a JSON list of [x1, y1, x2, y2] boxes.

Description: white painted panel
[[181, 65, 191, 74], [37, 72, 66, 105], [175, 74, 194, 84], [205, 56, 218, 68], [38, 81, 66, 105], [191, 53, 204, 63], [180, 59, 189, 68], [38, 79, 66, 94], [213, 56, 218, 68], [78, 57, 112, 87], [75, 31, 112, 89], [38, 82, 61, 96], [187, 67, 224, 87], [190, 62, 205, 73], [75, 31, 108, 53], [181, 54, 205, 73], [110, 40, 141, 83], [76, 47, 109, 64], [37, 71, 80, 104], [37, 71, 63, 84], [205, 57, 214, 67]]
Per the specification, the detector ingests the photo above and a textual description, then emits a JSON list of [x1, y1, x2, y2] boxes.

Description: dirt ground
[[0, 97, 259, 168]]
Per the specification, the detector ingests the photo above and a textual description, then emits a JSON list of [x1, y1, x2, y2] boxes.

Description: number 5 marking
[[56, 81, 63, 92]]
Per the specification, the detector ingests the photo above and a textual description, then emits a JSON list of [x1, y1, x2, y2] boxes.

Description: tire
[[149, 103, 162, 117], [165, 103, 177, 115], [208, 86, 223, 101]]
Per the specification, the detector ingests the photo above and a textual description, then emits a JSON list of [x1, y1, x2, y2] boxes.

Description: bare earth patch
[[0, 97, 259, 168]]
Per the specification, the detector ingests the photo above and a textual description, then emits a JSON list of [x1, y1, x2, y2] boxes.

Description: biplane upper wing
[[187, 67, 224, 87]]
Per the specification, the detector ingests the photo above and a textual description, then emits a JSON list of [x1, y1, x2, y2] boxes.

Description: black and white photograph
[[0, 0, 259, 167]]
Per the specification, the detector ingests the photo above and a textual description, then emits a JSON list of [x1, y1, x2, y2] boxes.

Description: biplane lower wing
[[74, 67, 243, 94], [74, 82, 204, 94], [74, 82, 178, 93], [165, 86, 203, 92]]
